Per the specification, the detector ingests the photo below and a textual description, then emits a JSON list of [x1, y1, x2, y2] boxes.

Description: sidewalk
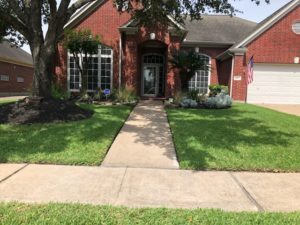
[[1, 163, 300, 212], [102, 100, 179, 169]]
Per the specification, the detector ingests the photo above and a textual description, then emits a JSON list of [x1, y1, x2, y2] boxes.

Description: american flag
[[247, 56, 254, 84]]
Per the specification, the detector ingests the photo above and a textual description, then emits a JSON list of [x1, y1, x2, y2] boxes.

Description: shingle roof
[[0, 40, 32, 66], [183, 15, 257, 45]]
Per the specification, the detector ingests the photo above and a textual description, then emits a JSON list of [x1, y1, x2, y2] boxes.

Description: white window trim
[[0, 74, 10, 82], [67, 45, 113, 92], [189, 53, 211, 94], [292, 21, 300, 35]]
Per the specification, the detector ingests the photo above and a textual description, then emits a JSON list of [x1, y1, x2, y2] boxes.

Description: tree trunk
[[31, 43, 56, 98]]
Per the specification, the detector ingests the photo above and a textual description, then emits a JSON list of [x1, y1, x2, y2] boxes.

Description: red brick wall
[[180, 47, 228, 86], [0, 61, 33, 96], [232, 55, 247, 101], [232, 5, 300, 101], [217, 57, 232, 88], [246, 5, 300, 64], [121, 25, 182, 97], [55, 0, 131, 89]]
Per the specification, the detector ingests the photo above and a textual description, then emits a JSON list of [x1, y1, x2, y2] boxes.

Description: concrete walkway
[[1, 164, 300, 212], [102, 100, 179, 169]]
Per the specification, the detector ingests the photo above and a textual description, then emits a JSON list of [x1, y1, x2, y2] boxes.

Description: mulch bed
[[0, 97, 93, 125]]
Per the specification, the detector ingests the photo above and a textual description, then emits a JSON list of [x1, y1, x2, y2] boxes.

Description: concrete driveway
[[256, 104, 300, 116]]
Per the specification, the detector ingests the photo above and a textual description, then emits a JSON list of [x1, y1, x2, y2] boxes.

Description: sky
[[21, 0, 292, 53]]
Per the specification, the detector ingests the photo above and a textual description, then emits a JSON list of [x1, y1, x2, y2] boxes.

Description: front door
[[142, 65, 158, 96]]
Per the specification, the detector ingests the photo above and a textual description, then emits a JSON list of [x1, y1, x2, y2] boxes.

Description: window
[[188, 54, 210, 94], [17, 76, 25, 83], [68, 45, 113, 92], [0, 75, 9, 81], [292, 21, 300, 34]]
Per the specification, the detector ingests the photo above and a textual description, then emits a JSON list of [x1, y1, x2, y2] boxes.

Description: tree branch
[[0, 12, 30, 40], [48, 0, 57, 16], [8, 0, 28, 24]]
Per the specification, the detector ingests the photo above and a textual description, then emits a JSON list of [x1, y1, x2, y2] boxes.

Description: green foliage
[[204, 93, 232, 109], [51, 84, 70, 100], [209, 85, 229, 97], [170, 50, 210, 91], [167, 103, 300, 171], [115, 0, 270, 28], [112, 86, 138, 103], [0, 104, 132, 165], [187, 90, 199, 101], [0, 202, 299, 225], [63, 29, 101, 94], [64, 29, 100, 55]]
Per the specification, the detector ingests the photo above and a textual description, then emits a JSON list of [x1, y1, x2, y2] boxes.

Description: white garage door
[[247, 64, 300, 104]]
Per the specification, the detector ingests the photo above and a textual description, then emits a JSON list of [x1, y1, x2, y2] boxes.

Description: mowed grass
[[167, 103, 300, 171], [0, 98, 20, 105], [0, 104, 132, 165], [0, 203, 299, 225]]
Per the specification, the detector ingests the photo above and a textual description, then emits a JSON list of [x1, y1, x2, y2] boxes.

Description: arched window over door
[[188, 54, 211, 94]]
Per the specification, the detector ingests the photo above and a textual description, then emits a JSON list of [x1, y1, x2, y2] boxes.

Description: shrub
[[204, 93, 232, 109], [180, 97, 198, 108], [187, 90, 199, 101], [51, 84, 70, 100], [112, 86, 138, 103], [173, 91, 184, 105], [209, 85, 228, 97]]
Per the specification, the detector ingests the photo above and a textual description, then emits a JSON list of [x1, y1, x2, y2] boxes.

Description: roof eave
[[182, 41, 234, 48], [234, 0, 300, 48], [216, 47, 248, 61]]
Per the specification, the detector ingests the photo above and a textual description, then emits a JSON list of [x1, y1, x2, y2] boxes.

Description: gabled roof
[[0, 40, 33, 67], [232, 0, 300, 48], [65, 0, 106, 29], [183, 15, 257, 46]]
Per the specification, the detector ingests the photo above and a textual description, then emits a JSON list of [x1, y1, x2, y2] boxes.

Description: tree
[[63, 29, 100, 95], [0, 0, 269, 98], [170, 50, 210, 91], [0, 0, 98, 97]]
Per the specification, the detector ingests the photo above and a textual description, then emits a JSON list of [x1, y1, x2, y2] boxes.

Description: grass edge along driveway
[[167, 103, 300, 172], [0, 202, 299, 225], [0, 104, 132, 165]]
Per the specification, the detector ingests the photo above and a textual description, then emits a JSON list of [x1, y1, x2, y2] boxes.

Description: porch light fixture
[[150, 32, 156, 40], [195, 47, 199, 53], [294, 57, 300, 64]]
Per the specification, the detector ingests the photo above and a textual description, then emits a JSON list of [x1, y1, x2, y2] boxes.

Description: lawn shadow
[[0, 105, 131, 165], [167, 105, 300, 170]]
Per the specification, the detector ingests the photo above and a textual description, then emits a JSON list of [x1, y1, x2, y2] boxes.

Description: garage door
[[247, 64, 300, 104]]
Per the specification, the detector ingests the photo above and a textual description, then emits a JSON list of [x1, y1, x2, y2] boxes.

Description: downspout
[[229, 53, 235, 98], [118, 34, 122, 92]]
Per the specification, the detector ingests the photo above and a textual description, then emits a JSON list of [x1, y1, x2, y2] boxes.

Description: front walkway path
[[102, 100, 179, 169], [1, 164, 300, 212]]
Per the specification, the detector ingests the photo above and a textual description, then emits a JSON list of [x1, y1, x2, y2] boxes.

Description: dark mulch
[[0, 97, 93, 124]]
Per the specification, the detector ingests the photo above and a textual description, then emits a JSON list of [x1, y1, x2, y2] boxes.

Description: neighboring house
[[56, 0, 300, 104], [0, 40, 33, 97]]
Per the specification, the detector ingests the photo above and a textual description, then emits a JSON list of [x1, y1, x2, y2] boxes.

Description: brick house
[[56, 0, 300, 104], [0, 40, 33, 97]]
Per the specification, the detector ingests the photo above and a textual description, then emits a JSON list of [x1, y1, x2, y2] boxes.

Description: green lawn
[[0, 203, 299, 225], [0, 104, 131, 165], [167, 103, 300, 171], [0, 98, 20, 105]]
